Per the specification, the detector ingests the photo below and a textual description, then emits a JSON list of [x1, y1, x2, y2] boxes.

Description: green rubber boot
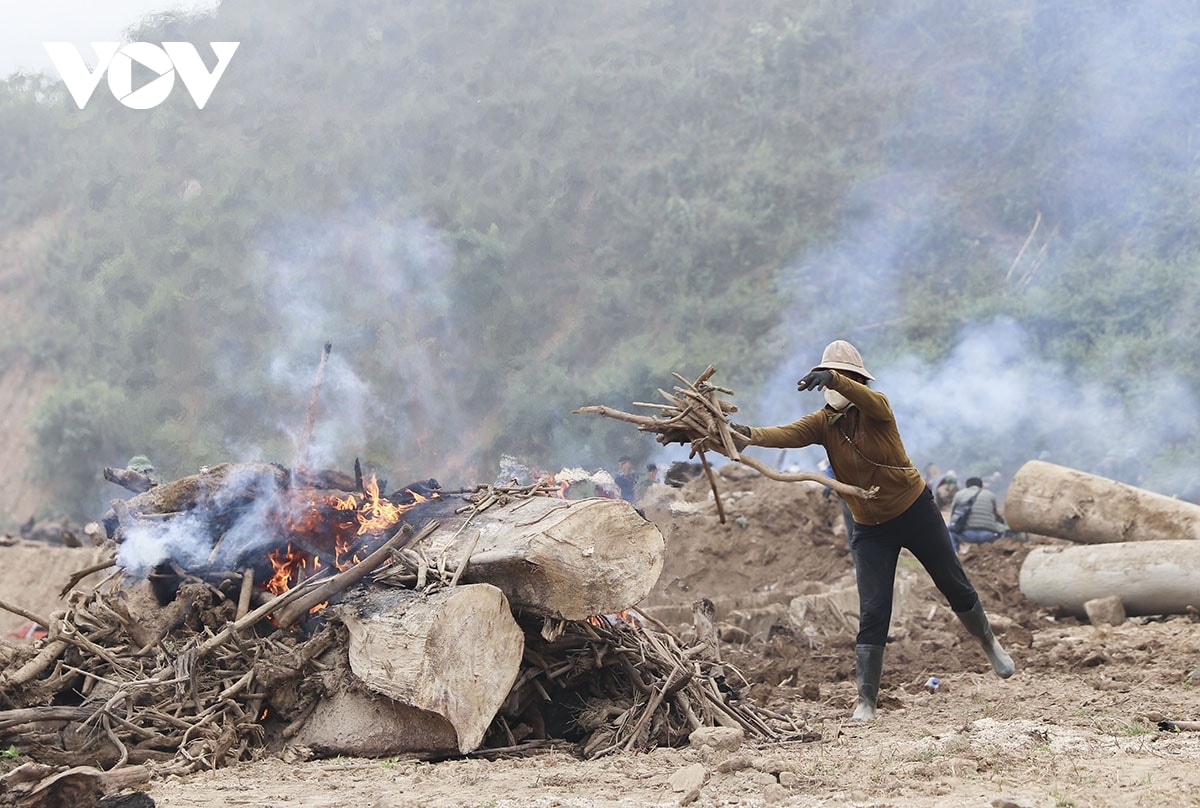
[[956, 601, 1015, 678], [851, 644, 885, 721]]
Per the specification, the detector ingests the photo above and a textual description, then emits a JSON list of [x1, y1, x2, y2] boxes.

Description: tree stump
[[1005, 460, 1200, 543]]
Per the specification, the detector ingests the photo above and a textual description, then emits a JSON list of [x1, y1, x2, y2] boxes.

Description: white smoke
[[738, 317, 1199, 499], [210, 206, 468, 485], [117, 512, 213, 579], [114, 463, 297, 578]]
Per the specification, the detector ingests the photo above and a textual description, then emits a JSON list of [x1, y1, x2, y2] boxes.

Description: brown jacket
[[746, 371, 924, 525]]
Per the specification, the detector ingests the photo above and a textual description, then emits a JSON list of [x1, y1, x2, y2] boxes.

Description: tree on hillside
[[0, 0, 1198, 519]]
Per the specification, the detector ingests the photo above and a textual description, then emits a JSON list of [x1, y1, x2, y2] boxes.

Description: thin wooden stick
[[735, 454, 877, 500], [1005, 210, 1042, 284], [707, 391, 741, 461], [59, 557, 117, 597], [448, 529, 482, 587], [0, 599, 52, 630], [236, 568, 255, 620], [183, 570, 333, 665], [620, 662, 683, 752], [572, 405, 658, 429], [296, 341, 332, 473], [276, 520, 439, 628], [0, 640, 69, 688], [696, 450, 726, 524]]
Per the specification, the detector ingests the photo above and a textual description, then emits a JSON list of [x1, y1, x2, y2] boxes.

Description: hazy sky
[[2, 0, 220, 77]]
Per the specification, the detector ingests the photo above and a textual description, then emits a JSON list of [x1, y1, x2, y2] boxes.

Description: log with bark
[[574, 365, 877, 524], [100, 461, 296, 558], [1018, 540, 1200, 617], [101, 466, 158, 495], [0, 761, 160, 808], [1005, 459, 1200, 544], [406, 493, 665, 621], [104, 462, 291, 528]]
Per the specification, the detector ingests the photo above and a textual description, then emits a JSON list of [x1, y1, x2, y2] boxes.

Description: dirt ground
[[7, 465, 1200, 807]]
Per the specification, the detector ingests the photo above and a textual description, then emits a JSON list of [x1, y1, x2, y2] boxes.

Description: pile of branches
[[499, 610, 817, 759], [0, 477, 818, 806], [0, 496, 436, 807], [574, 365, 876, 522], [0, 545, 388, 771]]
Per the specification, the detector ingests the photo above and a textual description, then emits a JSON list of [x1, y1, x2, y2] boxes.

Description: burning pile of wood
[[0, 458, 817, 806], [574, 365, 876, 522]]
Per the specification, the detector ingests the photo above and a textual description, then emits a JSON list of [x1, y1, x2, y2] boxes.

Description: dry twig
[[574, 365, 877, 522], [497, 612, 810, 758]]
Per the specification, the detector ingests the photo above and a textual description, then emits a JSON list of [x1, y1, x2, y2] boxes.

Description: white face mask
[[824, 389, 851, 410]]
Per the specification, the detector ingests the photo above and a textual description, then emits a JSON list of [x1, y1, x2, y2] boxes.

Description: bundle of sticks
[[501, 609, 817, 758], [574, 365, 876, 522]]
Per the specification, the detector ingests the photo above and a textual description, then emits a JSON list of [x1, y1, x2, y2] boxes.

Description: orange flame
[[265, 543, 318, 596], [587, 610, 639, 629], [331, 474, 411, 536], [264, 474, 438, 605]]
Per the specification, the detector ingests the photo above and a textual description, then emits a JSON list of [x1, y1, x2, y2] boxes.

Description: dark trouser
[[849, 487, 979, 647]]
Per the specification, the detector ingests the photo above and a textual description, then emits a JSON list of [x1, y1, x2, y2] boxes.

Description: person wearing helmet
[[729, 340, 1014, 721]]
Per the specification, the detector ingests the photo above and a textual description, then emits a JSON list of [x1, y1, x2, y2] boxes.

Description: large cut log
[[293, 583, 523, 756], [1005, 460, 1200, 543], [1019, 540, 1200, 617], [101, 462, 292, 539], [286, 686, 461, 760], [415, 496, 665, 620]]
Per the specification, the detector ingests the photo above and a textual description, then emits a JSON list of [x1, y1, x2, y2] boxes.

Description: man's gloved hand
[[728, 422, 752, 450], [797, 369, 834, 392]]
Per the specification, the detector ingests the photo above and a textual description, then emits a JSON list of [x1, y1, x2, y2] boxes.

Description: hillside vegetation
[[2, 0, 1199, 520]]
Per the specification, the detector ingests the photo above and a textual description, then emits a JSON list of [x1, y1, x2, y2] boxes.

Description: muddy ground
[[6, 465, 1200, 807]]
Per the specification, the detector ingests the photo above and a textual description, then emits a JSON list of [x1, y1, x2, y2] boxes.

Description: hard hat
[[126, 455, 155, 473], [813, 340, 874, 380]]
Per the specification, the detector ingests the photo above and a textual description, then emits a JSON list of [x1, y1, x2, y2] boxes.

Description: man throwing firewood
[[729, 340, 1014, 721]]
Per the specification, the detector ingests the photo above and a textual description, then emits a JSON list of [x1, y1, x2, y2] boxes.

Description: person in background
[[613, 456, 637, 502], [636, 463, 661, 501], [729, 340, 1014, 722], [948, 476, 1011, 552], [923, 462, 942, 495], [126, 455, 163, 485], [934, 471, 959, 516]]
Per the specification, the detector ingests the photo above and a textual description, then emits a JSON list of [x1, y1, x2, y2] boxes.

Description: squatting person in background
[[730, 340, 1014, 721]]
